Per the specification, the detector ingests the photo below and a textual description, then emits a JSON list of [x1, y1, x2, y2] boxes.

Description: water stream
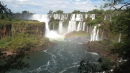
[[10, 41, 99, 73]]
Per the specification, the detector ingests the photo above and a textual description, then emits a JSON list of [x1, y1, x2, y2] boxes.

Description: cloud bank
[[1, 0, 107, 14]]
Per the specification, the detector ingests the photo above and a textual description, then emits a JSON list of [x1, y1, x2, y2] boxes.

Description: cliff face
[[85, 41, 118, 62], [0, 20, 45, 39], [11, 22, 45, 36], [0, 21, 12, 39]]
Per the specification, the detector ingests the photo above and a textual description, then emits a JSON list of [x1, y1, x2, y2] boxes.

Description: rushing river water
[[10, 41, 99, 73]]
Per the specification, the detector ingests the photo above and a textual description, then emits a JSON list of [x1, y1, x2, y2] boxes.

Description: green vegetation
[[78, 56, 115, 73], [0, 33, 49, 51], [0, 2, 13, 20], [65, 31, 89, 38], [0, 19, 45, 39], [110, 9, 130, 73], [81, 0, 130, 73]]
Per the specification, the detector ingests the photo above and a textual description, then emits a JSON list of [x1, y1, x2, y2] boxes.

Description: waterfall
[[31, 14, 50, 37], [68, 21, 76, 32], [91, 26, 97, 41], [54, 14, 60, 20], [85, 14, 88, 19], [60, 14, 64, 20], [96, 24, 101, 41], [76, 14, 83, 21], [96, 29, 99, 40], [45, 22, 50, 32], [90, 14, 95, 20], [77, 22, 82, 31], [16, 13, 101, 41], [83, 22, 86, 31], [90, 24, 101, 41], [59, 21, 63, 34], [71, 14, 76, 21], [118, 33, 121, 42], [104, 15, 106, 20]]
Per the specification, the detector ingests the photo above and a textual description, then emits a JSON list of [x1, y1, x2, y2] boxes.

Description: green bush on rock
[[65, 31, 89, 38], [0, 34, 49, 51]]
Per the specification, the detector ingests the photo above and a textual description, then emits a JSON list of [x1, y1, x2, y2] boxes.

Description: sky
[[0, 0, 117, 14]]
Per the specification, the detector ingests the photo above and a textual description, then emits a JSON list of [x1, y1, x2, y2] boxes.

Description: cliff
[[0, 20, 45, 39]]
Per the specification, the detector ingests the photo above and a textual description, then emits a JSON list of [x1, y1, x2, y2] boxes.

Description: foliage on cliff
[[65, 31, 89, 38], [110, 9, 130, 73], [0, 1, 13, 20], [0, 33, 49, 51], [0, 19, 45, 39]]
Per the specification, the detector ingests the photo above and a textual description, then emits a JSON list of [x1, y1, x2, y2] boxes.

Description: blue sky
[[1, 0, 113, 14]]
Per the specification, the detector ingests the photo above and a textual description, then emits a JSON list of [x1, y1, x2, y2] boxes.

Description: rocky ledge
[[85, 41, 118, 62]]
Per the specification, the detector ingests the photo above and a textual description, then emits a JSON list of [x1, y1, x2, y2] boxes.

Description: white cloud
[[1, 0, 106, 13], [76, 0, 80, 2]]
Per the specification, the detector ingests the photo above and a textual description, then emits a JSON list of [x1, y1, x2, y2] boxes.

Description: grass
[[65, 31, 89, 38], [0, 34, 49, 51]]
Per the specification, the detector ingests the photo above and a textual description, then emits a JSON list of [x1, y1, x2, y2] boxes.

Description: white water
[[118, 33, 121, 42], [76, 14, 83, 21], [68, 21, 77, 32], [9, 41, 99, 73], [18, 13, 103, 42], [90, 24, 101, 41], [83, 22, 86, 31], [58, 21, 63, 34], [70, 14, 76, 21], [77, 22, 82, 31], [91, 14, 95, 20], [91, 26, 97, 41], [104, 15, 106, 20]]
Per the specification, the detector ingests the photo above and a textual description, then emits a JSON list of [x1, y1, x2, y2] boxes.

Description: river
[[10, 40, 99, 73]]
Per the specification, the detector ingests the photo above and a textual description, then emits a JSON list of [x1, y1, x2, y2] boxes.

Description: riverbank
[[85, 41, 118, 62], [1, 40, 53, 56]]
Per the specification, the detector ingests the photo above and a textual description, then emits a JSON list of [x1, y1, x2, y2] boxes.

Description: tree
[[71, 10, 80, 14], [0, 2, 29, 73], [104, 0, 130, 73], [0, 1, 13, 19], [22, 10, 29, 14], [110, 9, 130, 73], [48, 10, 53, 14], [54, 10, 63, 14], [78, 57, 114, 73]]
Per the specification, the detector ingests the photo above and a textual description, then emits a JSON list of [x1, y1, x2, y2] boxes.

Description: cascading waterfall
[[91, 26, 97, 41], [71, 14, 76, 21], [118, 33, 121, 42], [96, 29, 99, 40], [90, 24, 101, 41], [83, 22, 86, 31], [17, 13, 105, 41], [76, 14, 83, 21], [31, 14, 50, 37], [54, 14, 60, 20], [104, 15, 106, 20], [68, 21, 76, 32], [96, 24, 101, 41], [77, 22, 82, 31], [91, 14, 95, 20], [58, 21, 63, 34], [85, 14, 88, 19]]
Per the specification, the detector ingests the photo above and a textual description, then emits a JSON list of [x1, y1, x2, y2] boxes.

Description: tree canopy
[[0, 1, 13, 20]]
